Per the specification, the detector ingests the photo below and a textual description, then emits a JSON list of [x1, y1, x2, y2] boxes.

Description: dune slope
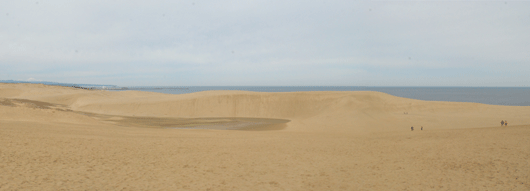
[[4, 83, 529, 133]]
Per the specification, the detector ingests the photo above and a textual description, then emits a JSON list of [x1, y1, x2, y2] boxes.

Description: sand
[[1, 83, 529, 190]]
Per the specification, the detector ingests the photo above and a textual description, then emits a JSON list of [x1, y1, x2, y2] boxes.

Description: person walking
[[411, 126, 414, 131], [501, 120, 505, 126], [421, 126, 423, 131]]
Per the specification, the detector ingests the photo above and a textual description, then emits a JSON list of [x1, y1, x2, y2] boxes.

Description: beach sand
[[1, 83, 529, 190]]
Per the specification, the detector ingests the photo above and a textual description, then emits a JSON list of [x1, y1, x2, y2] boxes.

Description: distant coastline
[[0, 80, 119, 89]]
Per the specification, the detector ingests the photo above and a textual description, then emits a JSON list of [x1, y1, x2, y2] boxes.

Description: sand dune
[[1, 83, 529, 190], [5, 83, 529, 133]]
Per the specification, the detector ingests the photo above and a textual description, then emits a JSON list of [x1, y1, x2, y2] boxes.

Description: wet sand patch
[[104, 116, 290, 131], [72, 110, 290, 130], [166, 118, 290, 131]]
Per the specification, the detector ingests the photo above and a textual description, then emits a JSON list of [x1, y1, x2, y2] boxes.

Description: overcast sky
[[1, 0, 529, 86]]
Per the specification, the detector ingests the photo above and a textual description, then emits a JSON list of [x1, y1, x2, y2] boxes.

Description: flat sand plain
[[1, 83, 529, 190]]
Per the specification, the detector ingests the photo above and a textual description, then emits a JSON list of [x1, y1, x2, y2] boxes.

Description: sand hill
[[1, 83, 529, 190]]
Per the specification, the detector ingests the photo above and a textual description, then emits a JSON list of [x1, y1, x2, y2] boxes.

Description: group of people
[[411, 120, 508, 131], [411, 126, 423, 131]]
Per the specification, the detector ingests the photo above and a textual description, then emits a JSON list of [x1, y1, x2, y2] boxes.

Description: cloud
[[1, 0, 529, 86], [26, 77, 40, 81]]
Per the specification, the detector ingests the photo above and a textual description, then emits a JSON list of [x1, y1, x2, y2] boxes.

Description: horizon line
[[1, 80, 529, 88]]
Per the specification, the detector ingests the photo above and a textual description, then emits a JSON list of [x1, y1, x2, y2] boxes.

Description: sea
[[1, 81, 529, 106]]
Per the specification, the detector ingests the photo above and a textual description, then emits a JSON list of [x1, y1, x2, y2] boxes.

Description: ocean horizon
[[2, 80, 529, 106]]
